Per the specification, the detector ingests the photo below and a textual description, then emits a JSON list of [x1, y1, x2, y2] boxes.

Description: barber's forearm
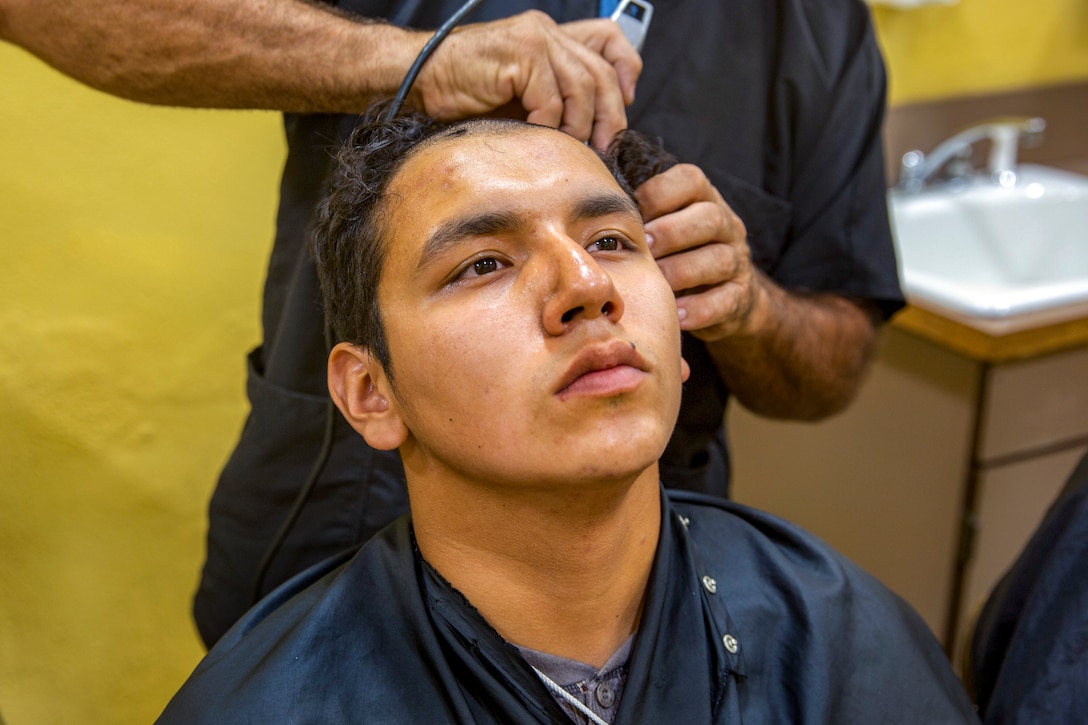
[[2, 2, 639, 146], [0, 0, 422, 111], [704, 272, 878, 421]]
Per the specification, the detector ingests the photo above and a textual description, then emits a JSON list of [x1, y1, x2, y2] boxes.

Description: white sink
[[888, 164, 1088, 333]]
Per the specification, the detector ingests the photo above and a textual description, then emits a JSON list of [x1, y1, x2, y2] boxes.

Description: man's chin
[[563, 457, 662, 490]]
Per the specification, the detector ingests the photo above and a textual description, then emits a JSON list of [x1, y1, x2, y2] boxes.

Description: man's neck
[[410, 469, 661, 669]]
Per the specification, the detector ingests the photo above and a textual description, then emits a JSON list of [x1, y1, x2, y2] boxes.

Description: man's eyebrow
[[414, 192, 642, 276], [571, 192, 641, 224], [416, 210, 524, 275]]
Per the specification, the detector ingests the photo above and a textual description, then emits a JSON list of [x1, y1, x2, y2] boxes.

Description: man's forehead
[[402, 124, 616, 190], [384, 125, 632, 232]]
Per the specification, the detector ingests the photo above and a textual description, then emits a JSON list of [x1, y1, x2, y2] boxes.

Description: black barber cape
[[162, 491, 977, 723], [970, 451, 1088, 723]]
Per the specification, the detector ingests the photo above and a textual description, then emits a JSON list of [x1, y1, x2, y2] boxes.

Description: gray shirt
[[517, 636, 633, 724]]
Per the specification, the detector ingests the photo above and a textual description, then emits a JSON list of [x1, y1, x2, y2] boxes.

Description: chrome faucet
[[897, 116, 1046, 192]]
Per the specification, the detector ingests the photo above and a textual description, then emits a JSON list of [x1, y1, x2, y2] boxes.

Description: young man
[[158, 112, 974, 723]]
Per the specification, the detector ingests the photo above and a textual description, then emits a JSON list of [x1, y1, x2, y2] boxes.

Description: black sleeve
[[767, 0, 904, 319]]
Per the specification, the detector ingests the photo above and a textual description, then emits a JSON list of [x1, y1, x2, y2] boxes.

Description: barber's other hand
[[636, 165, 762, 342], [415, 11, 641, 149]]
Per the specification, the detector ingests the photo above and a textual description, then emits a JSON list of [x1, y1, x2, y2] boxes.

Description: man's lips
[[556, 340, 651, 400]]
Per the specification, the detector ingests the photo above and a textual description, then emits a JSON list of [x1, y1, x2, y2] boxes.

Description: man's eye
[[449, 255, 506, 285], [471, 257, 499, 276], [592, 236, 623, 252]]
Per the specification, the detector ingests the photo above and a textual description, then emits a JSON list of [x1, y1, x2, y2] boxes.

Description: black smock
[[164, 491, 976, 723], [969, 450, 1088, 723], [194, 0, 905, 646]]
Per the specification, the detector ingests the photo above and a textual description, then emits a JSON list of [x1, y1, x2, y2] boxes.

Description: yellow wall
[[0, 44, 284, 723], [872, 0, 1088, 105], [0, 1, 1085, 722]]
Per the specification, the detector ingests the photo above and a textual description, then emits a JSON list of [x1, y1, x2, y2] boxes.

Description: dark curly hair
[[310, 101, 677, 378]]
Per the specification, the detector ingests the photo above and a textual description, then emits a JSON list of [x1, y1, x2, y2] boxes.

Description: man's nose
[[540, 241, 624, 337]]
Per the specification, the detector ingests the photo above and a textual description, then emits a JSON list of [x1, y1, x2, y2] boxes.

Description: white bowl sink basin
[[888, 164, 1088, 333]]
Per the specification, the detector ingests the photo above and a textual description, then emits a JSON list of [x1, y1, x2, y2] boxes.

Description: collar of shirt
[[516, 635, 633, 723]]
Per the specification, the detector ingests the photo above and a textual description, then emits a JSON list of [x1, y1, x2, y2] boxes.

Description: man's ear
[[328, 342, 408, 451]]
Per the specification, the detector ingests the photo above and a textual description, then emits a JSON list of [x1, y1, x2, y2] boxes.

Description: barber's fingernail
[[645, 232, 654, 247], [676, 306, 687, 321]]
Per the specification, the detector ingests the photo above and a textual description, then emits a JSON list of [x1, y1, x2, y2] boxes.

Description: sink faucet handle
[[988, 116, 1046, 186], [899, 149, 940, 192]]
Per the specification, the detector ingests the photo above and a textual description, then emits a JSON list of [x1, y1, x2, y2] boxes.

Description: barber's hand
[[635, 165, 761, 342], [414, 11, 641, 149]]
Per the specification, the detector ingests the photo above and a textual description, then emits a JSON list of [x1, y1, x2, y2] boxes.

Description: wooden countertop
[[892, 305, 1088, 364]]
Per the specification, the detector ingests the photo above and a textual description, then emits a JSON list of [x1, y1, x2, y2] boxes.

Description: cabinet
[[728, 307, 1088, 661]]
